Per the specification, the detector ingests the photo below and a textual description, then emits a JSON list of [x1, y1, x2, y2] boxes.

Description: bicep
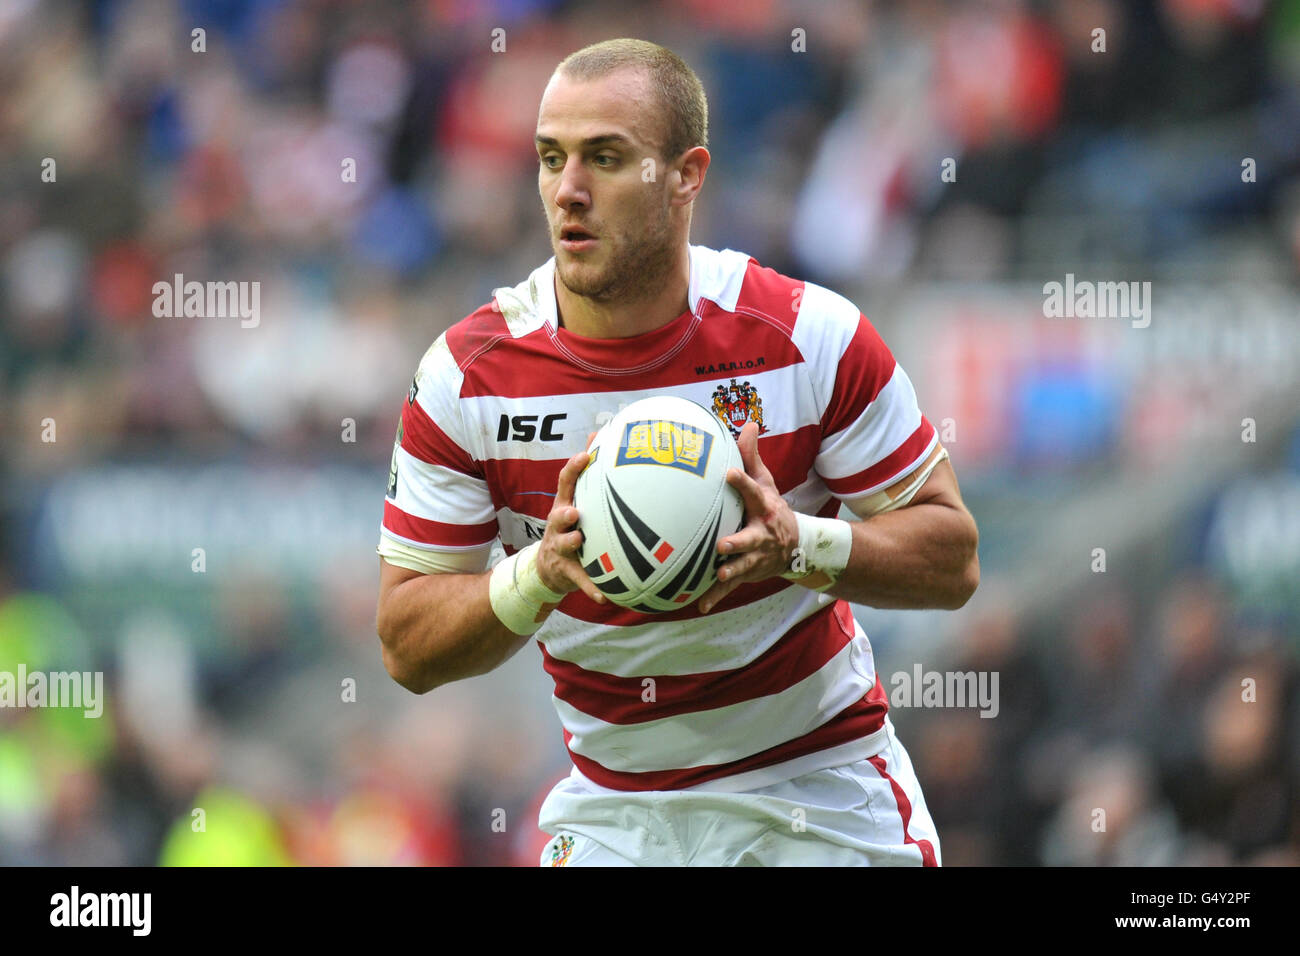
[[377, 543, 494, 612], [895, 456, 965, 513], [841, 454, 976, 553], [837, 441, 951, 520], [379, 556, 427, 603]]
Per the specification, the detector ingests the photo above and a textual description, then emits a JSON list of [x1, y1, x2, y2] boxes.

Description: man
[[375, 38, 979, 866]]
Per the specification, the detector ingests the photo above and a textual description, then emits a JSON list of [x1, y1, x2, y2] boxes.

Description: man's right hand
[[535, 447, 605, 604], [377, 435, 604, 694]]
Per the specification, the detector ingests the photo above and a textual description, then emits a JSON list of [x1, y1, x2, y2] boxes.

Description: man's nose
[[553, 157, 590, 210]]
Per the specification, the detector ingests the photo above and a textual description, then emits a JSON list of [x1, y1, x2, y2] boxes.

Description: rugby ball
[[574, 396, 745, 612]]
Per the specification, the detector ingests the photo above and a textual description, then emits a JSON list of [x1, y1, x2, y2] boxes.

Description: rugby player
[[376, 38, 979, 866]]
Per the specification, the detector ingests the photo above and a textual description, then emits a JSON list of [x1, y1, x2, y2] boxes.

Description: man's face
[[536, 67, 678, 304]]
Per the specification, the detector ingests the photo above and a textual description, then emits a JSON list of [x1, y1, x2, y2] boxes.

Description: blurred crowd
[[895, 569, 1300, 866], [4, 0, 1298, 469], [1, 0, 1298, 864]]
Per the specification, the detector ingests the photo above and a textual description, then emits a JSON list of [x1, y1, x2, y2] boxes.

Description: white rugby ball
[[575, 396, 745, 612]]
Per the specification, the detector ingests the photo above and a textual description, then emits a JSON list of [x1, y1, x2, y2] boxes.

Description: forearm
[[377, 570, 531, 693], [822, 503, 979, 610]]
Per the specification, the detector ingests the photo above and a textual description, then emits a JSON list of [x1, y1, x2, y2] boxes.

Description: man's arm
[[697, 422, 979, 612], [825, 456, 979, 609], [376, 450, 604, 694], [377, 560, 530, 694]]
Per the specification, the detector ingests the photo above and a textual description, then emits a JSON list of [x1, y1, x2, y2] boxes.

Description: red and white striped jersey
[[379, 244, 940, 792]]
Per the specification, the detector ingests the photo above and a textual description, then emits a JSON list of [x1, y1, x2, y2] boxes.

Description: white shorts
[[538, 716, 940, 867]]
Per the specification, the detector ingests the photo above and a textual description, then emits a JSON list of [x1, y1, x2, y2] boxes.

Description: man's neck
[[554, 245, 692, 339]]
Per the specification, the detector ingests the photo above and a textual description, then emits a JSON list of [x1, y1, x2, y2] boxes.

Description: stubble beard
[[554, 202, 678, 305]]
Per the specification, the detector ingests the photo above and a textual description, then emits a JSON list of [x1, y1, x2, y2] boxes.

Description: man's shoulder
[[423, 259, 555, 372], [700, 246, 801, 319], [692, 245, 865, 348]]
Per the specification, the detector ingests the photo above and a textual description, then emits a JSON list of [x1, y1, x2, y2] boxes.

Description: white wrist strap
[[489, 542, 566, 635], [781, 513, 853, 592]]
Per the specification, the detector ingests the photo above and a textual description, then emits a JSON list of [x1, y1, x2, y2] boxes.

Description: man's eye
[[540, 155, 562, 169], [594, 154, 617, 167]]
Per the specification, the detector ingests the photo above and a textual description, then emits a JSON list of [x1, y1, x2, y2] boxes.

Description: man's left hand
[[697, 421, 799, 613]]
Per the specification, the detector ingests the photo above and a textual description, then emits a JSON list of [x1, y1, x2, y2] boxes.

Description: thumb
[[735, 422, 768, 480]]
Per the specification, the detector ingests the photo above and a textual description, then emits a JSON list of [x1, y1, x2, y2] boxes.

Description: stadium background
[[1, 0, 1298, 865]]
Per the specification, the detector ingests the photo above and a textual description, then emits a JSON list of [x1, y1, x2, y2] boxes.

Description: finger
[[715, 551, 764, 584], [735, 422, 772, 483], [554, 451, 589, 508], [717, 524, 766, 556], [563, 559, 606, 604], [547, 503, 580, 532], [726, 466, 770, 517], [585, 431, 597, 450], [698, 577, 738, 614]]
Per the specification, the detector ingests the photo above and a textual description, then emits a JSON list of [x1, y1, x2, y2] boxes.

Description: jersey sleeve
[[377, 333, 498, 575], [793, 281, 941, 513]]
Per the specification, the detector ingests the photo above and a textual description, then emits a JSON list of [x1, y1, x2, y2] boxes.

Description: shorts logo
[[712, 379, 766, 437], [616, 420, 712, 476], [549, 835, 575, 867]]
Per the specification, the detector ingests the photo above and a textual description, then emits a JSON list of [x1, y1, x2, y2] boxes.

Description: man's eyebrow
[[535, 133, 633, 149]]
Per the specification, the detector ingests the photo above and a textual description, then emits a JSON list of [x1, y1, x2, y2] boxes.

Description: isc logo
[[497, 413, 566, 442]]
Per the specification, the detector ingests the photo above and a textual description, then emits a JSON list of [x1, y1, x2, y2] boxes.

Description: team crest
[[549, 835, 575, 867], [712, 379, 766, 437]]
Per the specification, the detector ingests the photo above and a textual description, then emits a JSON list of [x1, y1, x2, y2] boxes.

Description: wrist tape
[[780, 513, 853, 592], [489, 542, 566, 635]]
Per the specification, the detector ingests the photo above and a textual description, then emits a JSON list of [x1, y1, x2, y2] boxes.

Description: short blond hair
[[556, 38, 708, 160]]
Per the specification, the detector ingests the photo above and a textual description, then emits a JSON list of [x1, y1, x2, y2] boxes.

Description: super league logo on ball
[[616, 420, 713, 476]]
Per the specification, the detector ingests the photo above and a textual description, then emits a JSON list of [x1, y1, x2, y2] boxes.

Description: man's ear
[[671, 146, 710, 206]]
